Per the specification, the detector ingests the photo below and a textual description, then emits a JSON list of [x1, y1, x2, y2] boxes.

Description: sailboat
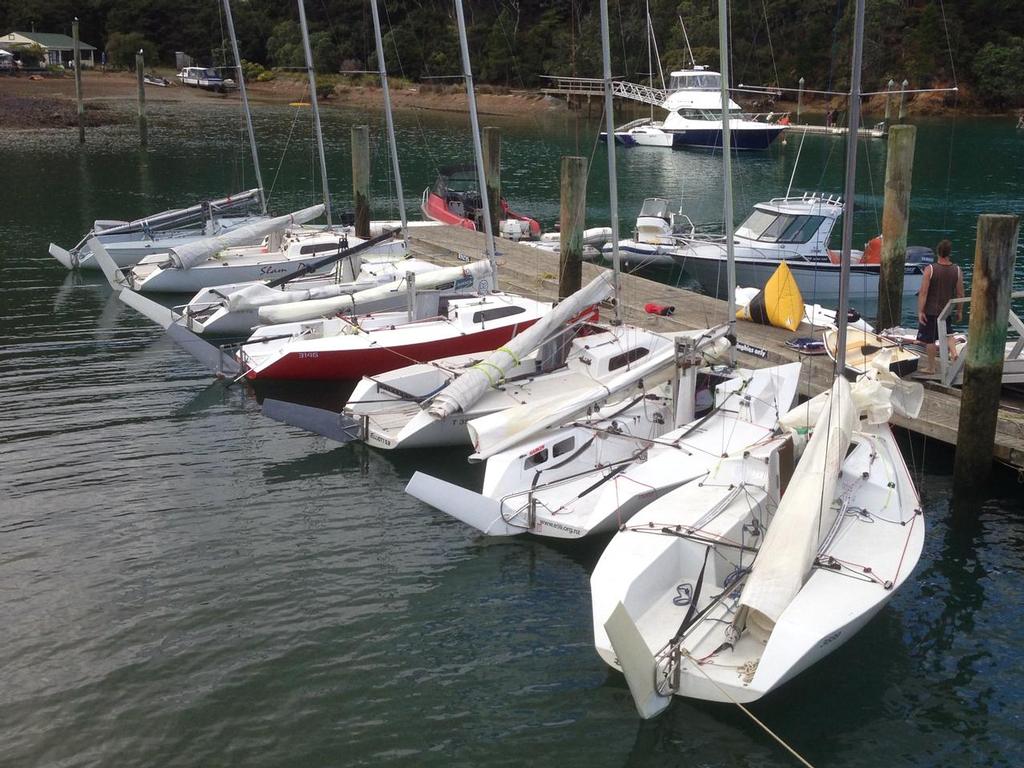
[[110, 0, 407, 295], [595, 0, 925, 717], [50, 0, 271, 273], [48, 189, 268, 270], [212, 0, 549, 382], [403, 0, 787, 541]]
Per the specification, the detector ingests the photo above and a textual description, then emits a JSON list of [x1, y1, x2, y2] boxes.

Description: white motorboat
[[48, 189, 266, 270], [177, 65, 235, 92], [605, 66, 786, 151], [595, 375, 923, 713], [607, 198, 705, 266], [674, 193, 933, 303]]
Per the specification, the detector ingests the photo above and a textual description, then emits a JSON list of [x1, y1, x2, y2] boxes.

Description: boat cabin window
[[736, 209, 825, 244], [678, 108, 743, 121], [669, 72, 722, 91], [299, 241, 344, 255], [552, 437, 575, 458], [472, 305, 526, 324], [524, 447, 548, 469], [609, 347, 650, 371], [639, 198, 671, 220]]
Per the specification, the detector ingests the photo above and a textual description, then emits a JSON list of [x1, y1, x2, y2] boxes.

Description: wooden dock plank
[[407, 225, 1024, 469]]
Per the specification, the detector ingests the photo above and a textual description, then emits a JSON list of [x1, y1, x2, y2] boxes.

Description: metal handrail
[[936, 290, 1024, 385]]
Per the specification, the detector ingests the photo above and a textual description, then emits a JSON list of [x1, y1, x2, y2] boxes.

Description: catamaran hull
[[681, 252, 924, 304], [50, 215, 269, 270], [245, 320, 540, 381]]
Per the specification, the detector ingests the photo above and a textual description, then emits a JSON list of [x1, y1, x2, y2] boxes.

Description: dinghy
[[595, 374, 923, 713], [824, 326, 919, 379]]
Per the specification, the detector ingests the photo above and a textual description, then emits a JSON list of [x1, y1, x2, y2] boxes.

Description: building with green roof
[[3, 31, 97, 68]]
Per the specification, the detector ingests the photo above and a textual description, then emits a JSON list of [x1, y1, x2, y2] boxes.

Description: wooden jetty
[[407, 225, 1024, 471], [786, 122, 887, 139]]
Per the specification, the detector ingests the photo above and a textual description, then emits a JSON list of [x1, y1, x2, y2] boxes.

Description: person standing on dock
[[916, 239, 965, 373]]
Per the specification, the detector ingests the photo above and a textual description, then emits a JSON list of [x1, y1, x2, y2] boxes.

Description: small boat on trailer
[[176, 66, 236, 92], [48, 189, 266, 270], [143, 73, 171, 87], [421, 166, 541, 240]]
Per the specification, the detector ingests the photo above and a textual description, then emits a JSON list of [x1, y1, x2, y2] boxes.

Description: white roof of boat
[[754, 194, 844, 217]]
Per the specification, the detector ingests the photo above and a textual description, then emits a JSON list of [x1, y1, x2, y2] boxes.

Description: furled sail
[[467, 325, 731, 461], [737, 376, 855, 640], [425, 271, 616, 421], [168, 204, 325, 270], [92, 189, 262, 237], [255, 261, 493, 325]]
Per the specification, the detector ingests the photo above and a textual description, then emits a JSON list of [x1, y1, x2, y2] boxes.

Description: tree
[[972, 37, 1024, 106], [106, 32, 159, 69], [11, 43, 45, 69]]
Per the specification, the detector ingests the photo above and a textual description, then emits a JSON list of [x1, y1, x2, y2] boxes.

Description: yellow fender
[[736, 262, 804, 332]]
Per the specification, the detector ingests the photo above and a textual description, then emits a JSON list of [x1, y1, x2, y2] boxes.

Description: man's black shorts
[[917, 315, 953, 343]]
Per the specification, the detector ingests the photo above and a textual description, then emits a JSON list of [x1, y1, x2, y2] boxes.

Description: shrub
[[12, 43, 45, 69], [106, 32, 159, 70], [256, 70, 276, 82]]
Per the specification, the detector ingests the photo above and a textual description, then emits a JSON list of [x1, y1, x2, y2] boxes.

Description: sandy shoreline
[[0, 69, 986, 131]]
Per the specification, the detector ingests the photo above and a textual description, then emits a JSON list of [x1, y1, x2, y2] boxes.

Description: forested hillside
[[4, 0, 1024, 106]]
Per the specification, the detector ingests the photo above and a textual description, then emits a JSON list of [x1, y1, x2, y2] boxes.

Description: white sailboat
[[595, 0, 925, 717], [48, 189, 268, 270]]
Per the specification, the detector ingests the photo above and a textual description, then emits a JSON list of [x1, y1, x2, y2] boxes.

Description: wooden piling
[[875, 124, 916, 331], [135, 50, 148, 147], [351, 125, 370, 238], [73, 18, 84, 143], [482, 126, 502, 236], [558, 156, 587, 299], [796, 77, 804, 122], [884, 78, 895, 123], [898, 79, 909, 122], [953, 214, 1021, 492]]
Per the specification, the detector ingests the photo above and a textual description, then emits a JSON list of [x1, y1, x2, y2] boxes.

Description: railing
[[540, 76, 668, 108], [937, 290, 1024, 386]]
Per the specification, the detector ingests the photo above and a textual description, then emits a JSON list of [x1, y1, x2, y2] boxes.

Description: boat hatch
[[471, 305, 526, 324]]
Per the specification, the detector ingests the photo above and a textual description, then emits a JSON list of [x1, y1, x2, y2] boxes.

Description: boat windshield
[[638, 198, 671, 220], [736, 209, 826, 244], [669, 72, 723, 91]]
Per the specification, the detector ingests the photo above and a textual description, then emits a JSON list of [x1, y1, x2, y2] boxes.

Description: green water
[[1, 99, 1022, 767]]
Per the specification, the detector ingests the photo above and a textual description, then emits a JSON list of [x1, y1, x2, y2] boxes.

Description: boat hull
[[681, 251, 924, 305], [665, 126, 784, 151], [245, 320, 539, 381]]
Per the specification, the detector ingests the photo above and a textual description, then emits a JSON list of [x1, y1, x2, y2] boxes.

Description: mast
[[717, 0, 736, 339], [369, 0, 407, 236], [835, 0, 867, 372], [599, 0, 622, 324], [454, 0, 497, 292], [646, 0, 654, 122], [222, 0, 266, 214], [297, 0, 333, 228]]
